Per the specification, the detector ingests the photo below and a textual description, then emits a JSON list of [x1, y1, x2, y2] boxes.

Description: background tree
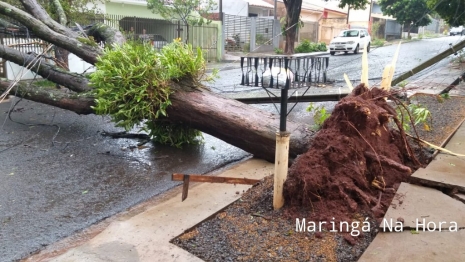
[[379, 0, 432, 38], [147, 0, 217, 42], [427, 0, 465, 27], [282, 0, 302, 54], [282, 0, 368, 54]]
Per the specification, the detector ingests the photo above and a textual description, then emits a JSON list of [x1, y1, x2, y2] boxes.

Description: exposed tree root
[[284, 84, 425, 224]]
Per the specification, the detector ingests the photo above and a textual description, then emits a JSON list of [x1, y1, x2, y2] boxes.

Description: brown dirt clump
[[284, 84, 422, 224]]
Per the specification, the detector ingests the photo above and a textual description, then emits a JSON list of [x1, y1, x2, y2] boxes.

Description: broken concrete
[[380, 183, 465, 231], [411, 154, 465, 193], [443, 121, 465, 153], [359, 230, 465, 261]]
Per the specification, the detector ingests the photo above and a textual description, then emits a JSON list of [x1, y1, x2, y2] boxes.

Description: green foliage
[[243, 42, 250, 52], [440, 93, 450, 100], [145, 121, 202, 148], [399, 80, 409, 89], [372, 21, 381, 38], [147, 0, 217, 26], [3, 0, 106, 22], [280, 16, 304, 36], [338, 0, 370, 9], [306, 103, 331, 129], [379, 0, 432, 29], [427, 0, 465, 26], [295, 40, 327, 53], [396, 103, 432, 132], [90, 40, 209, 147], [274, 48, 284, 54], [255, 34, 267, 45], [372, 38, 385, 47]]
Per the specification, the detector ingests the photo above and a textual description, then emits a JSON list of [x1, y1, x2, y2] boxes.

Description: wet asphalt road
[[0, 100, 249, 261], [208, 36, 462, 92], [0, 36, 461, 262]]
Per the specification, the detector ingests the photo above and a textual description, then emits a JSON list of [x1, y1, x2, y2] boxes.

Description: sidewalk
[[25, 55, 465, 262], [359, 120, 465, 261], [25, 159, 274, 262], [359, 59, 465, 261]]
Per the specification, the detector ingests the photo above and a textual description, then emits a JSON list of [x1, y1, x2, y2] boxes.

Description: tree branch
[[50, 0, 67, 26], [0, 80, 95, 115], [0, 44, 91, 93], [19, 0, 74, 37], [0, 1, 101, 64]]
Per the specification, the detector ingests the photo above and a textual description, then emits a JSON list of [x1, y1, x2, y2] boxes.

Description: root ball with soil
[[284, 84, 422, 222]]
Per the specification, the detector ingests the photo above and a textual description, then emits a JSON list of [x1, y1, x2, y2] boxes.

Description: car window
[[339, 30, 359, 37], [153, 35, 167, 41]]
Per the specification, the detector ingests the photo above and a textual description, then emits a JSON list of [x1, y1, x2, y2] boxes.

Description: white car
[[329, 29, 371, 55], [450, 26, 465, 36]]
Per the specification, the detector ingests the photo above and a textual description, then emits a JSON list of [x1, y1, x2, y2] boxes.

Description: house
[[263, 0, 348, 45]]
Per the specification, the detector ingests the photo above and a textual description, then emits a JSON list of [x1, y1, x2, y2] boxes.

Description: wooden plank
[[172, 174, 260, 185], [181, 174, 190, 202]]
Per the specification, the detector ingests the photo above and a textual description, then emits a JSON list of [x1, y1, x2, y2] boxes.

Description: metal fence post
[[250, 17, 256, 52]]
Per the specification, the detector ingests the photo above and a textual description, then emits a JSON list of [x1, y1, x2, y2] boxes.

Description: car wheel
[[330, 51, 335, 55], [344, 51, 348, 54], [367, 43, 370, 53], [354, 44, 359, 54]]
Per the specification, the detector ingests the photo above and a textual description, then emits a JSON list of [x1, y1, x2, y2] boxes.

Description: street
[[208, 35, 462, 92], [0, 36, 462, 262]]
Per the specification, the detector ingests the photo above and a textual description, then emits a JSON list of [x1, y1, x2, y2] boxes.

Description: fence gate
[[224, 14, 251, 52]]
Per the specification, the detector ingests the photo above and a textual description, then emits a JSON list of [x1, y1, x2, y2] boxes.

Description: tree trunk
[[0, 0, 314, 162], [0, 77, 313, 162], [283, 0, 302, 54], [285, 27, 297, 54]]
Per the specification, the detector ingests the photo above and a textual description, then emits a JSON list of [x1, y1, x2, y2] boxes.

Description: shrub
[[243, 42, 250, 52], [275, 48, 284, 54], [295, 40, 327, 53], [372, 38, 385, 47], [90, 39, 213, 147]]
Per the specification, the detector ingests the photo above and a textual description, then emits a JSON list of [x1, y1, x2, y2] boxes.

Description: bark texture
[[0, 0, 313, 162], [283, 0, 302, 54]]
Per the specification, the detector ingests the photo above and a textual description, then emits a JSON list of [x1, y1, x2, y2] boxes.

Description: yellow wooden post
[[273, 131, 290, 210]]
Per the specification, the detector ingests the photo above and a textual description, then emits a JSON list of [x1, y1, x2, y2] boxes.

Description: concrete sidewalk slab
[[411, 154, 465, 192], [443, 121, 465, 153], [359, 230, 465, 262], [380, 183, 465, 230], [32, 158, 274, 262]]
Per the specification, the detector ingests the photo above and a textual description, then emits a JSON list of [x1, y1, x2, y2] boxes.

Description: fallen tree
[[0, 0, 313, 162]]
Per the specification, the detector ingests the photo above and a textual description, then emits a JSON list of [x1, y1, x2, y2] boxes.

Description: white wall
[[6, 61, 40, 80], [348, 0, 371, 28], [86, 1, 106, 13], [213, 0, 248, 16], [68, 54, 95, 74], [6, 54, 94, 81]]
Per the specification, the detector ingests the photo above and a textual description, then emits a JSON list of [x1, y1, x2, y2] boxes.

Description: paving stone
[[444, 121, 465, 154], [380, 183, 465, 230], [359, 230, 465, 261], [411, 154, 465, 192]]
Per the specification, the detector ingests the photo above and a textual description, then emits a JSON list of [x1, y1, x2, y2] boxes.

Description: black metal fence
[[240, 54, 330, 89], [85, 14, 219, 61], [224, 14, 276, 52], [0, 13, 219, 62]]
